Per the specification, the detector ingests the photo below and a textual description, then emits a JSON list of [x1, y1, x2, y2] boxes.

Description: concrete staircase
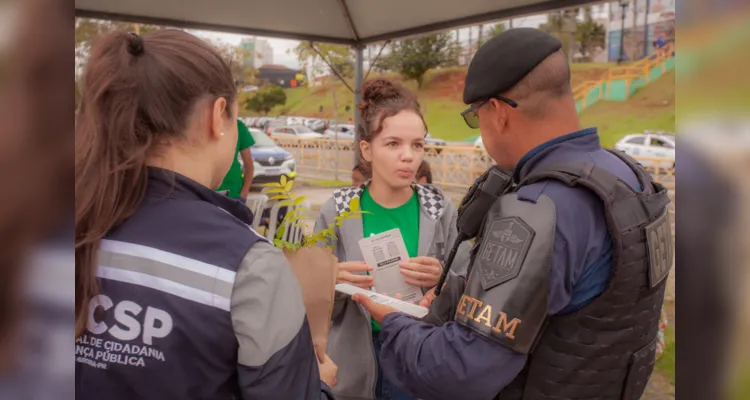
[[573, 42, 675, 113]]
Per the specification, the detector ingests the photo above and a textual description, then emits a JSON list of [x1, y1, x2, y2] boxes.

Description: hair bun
[[360, 79, 409, 110], [127, 33, 144, 56]]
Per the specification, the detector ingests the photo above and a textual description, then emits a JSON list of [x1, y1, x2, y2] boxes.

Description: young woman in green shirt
[[314, 79, 470, 400]]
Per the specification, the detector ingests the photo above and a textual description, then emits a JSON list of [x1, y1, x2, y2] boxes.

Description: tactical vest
[[496, 150, 672, 400]]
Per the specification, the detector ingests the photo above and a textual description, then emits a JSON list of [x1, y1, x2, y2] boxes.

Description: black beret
[[463, 28, 562, 104]]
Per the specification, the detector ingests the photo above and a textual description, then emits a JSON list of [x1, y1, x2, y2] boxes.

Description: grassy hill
[[242, 64, 674, 146], [581, 71, 675, 148]]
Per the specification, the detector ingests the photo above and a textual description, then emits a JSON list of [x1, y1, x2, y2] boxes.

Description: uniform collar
[[146, 167, 254, 225], [513, 127, 600, 182]]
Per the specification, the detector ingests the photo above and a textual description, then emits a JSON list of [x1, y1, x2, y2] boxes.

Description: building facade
[[256, 65, 305, 88], [606, 0, 675, 62], [239, 38, 274, 69]]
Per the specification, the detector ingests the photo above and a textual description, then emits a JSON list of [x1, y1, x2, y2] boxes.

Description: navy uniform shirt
[[376, 128, 641, 400]]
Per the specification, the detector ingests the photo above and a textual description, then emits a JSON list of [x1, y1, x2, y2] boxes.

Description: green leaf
[[349, 197, 360, 212], [273, 239, 283, 248], [334, 216, 343, 221], [278, 200, 294, 207], [265, 187, 287, 194], [293, 196, 306, 206], [336, 222, 342, 227], [269, 194, 288, 201], [280, 175, 288, 187], [261, 182, 282, 188], [341, 211, 350, 218], [284, 180, 294, 192]]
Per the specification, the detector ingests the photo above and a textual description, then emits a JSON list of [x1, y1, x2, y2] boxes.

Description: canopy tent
[[75, 0, 602, 150], [75, 0, 601, 45]]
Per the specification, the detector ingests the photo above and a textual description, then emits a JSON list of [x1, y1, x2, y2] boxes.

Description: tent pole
[[353, 44, 364, 166]]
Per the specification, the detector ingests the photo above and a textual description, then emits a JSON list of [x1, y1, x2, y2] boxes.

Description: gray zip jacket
[[314, 182, 470, 400]]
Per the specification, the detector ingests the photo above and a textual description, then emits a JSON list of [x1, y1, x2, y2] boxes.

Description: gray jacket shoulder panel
[[456, 193, 556, 354], [231, 241, 307, 367]]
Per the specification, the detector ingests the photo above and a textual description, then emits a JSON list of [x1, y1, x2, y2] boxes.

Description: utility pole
[[331, 83, 340, 181], [643, 0, 651, 57], [632, 0, 639, 58], [618, 2, 629, 64]]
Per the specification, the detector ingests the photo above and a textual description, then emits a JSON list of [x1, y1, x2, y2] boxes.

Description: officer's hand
[[337, 261, 373, 290], [352, 293, 398, 324], [317, 352, 338, 388], [399, 256, 442, 288]]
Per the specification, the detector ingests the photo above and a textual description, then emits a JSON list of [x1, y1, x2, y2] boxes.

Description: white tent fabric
[[74, 0, 601, 45]]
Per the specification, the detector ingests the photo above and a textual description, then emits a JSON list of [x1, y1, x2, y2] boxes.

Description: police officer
[[74, 30, 336, 399], [353, 28, 672, 400]]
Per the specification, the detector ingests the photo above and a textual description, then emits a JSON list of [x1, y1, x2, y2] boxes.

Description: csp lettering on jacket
[[75, 294, 172, 370]]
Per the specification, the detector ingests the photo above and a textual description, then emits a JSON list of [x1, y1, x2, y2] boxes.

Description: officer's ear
[[489, 98, 511, 130]]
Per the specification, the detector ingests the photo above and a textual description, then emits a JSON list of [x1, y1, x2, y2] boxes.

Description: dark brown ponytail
[[75, 29, 236, 337], [357, 79, 426, 168]]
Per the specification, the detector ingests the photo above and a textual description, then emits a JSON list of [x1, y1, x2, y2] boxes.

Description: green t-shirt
[[361, 187, 420, 333], [217, 120, 255, 198]]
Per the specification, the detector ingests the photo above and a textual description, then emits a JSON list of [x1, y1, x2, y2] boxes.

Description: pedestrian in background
[[216, 119, 255, 203]]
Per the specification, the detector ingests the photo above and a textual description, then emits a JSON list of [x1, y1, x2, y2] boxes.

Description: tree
[[242, 85, 287, 115], [292, 42, 353, 85], [576, 8, 606, 62], [205, 38, 258, 86], [489, 23, 506, 37], [75, 18, 162, 68], [380, 33, 458, 88]]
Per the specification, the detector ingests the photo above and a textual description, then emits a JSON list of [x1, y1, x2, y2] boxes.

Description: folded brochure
[[335, 283, 428, 318], [358, 228, 423, 303]]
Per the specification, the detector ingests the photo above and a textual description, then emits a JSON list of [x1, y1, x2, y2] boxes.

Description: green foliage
[[75, 19, 162, 67], [263, 176, 368, 251], [243, 85, 287, 115], [488, 23, 506, 38], [539, 8, 606, 62], [380, 33, 459, 88], [576, 9, 607, 62], [292, 42, 354, 84]]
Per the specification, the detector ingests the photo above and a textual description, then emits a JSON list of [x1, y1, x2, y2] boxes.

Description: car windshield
[[291, 125, 314, 133], [250, 130, 277, 147]]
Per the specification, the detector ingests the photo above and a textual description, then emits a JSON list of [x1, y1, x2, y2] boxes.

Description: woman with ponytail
[[314, 79, 470, 400], [75, 30, 336, 399]]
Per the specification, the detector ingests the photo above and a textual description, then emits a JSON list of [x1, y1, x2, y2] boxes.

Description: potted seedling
[[262, 176, 366, 358]]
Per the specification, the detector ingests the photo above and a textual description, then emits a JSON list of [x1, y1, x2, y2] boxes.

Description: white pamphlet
[[335, 283, 428, 318], [358, 228, 423, 303]]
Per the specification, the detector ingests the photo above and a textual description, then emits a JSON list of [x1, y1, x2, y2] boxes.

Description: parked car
[[264, 119, 286, 135], [614, 132, 675, 169], [244, 128, 296, 185], [424, 133, 447, 147], [323, 124, 356, 140], [270, 125, 325, 139], [310, 119, 330, 133]]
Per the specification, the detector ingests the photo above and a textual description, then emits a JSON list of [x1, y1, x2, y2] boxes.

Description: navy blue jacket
[[75, 168, 332, 400], [376, 129, 641, 399]]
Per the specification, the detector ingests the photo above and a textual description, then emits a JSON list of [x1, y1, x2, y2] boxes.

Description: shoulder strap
[[519, 157, 669, 235]]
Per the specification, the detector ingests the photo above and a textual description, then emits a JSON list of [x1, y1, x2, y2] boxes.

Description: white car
[[323, 124, 356, 140], [270, 125, 324, 140], [614, 133, 675, 169]]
